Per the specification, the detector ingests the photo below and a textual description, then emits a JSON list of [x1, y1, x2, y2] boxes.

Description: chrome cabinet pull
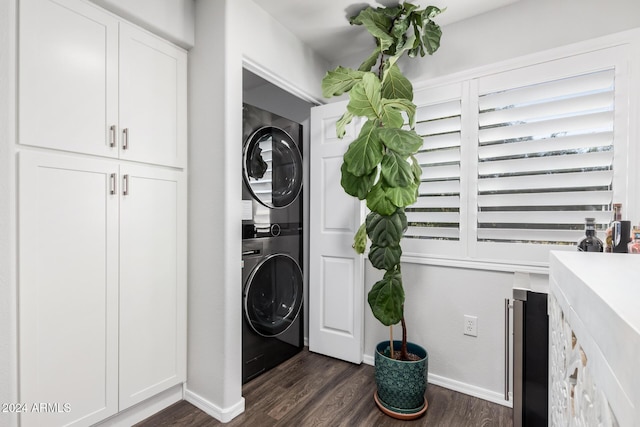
[[109, 125, 116, 148], [122, 128, 129, 150], [109, 173, 116, 195], [122, 174, 129, 196]]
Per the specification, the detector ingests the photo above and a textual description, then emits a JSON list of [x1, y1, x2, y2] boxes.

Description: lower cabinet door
[[18, 151, 119, 427], [118, 164, 187, 409]]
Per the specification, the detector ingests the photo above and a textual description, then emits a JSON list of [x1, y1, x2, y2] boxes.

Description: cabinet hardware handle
[[504, 298, 511, 401], [109, 173, 116, 195], [122, 128, 129, 150], [109, 125, 116, 148], [122, 174, 129, 196]]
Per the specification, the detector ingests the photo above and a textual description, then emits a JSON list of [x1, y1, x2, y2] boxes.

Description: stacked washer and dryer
[[241, 103, 304, 384]]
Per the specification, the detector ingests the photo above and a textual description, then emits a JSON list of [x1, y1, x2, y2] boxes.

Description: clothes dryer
[[242, 235, 303, 383], [242, 103, 303, 239]]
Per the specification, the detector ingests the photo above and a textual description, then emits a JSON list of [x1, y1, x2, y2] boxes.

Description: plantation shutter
[[402, 84, 465, 258], [476, 68, 616, 247]]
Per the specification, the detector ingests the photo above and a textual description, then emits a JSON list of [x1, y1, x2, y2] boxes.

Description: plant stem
[[389, 326, 394, 359], [400, 315, 409, 360]]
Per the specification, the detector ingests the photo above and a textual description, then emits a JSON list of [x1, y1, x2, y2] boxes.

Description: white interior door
[[309, 102, 365, 364]]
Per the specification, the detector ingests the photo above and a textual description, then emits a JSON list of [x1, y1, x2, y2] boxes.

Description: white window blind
[[476, 69, 615, 246], [405, 97, 462, 241]]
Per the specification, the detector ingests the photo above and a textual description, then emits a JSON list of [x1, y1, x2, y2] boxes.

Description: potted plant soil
[[321, 2, 444, 419]]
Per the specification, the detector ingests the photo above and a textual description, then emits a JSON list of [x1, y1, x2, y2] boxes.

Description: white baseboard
[[95, 384, 183, 426], [184, 388, 245, 423], [362, 354, 512, 408], [428, 373, 513, 408]]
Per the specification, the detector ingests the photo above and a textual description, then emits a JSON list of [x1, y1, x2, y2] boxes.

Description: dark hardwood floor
[[136, 349, 513, 427]]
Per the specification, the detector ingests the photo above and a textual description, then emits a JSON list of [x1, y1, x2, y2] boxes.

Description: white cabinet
[[118, 164, 187, 409], [19, 0, 187, 168], [18, 152, 187, 425], [17, 1, 188, 424], [119, 23, 187, 167], [19, 0, 119, 158], [18, 152, 120, 427]]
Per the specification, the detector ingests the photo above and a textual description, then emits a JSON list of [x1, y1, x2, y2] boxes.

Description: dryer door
[[244, 253, 303, 337], [243, 126, 303, 209]]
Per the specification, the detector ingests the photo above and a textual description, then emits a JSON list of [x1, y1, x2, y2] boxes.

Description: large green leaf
[[381, 98, 416, 128], [391, 14, 410, 40], [322, 66, 365, 98], [336, 111, 354, 138], [347, 73, 382, 120], [381, 63, 413, 102], [343, 120, 383, 176], [379, 103, 404, 129], [353, 222, 368, 254], [410, 155, 422, 180], [359, 46, 381, 72], [381, 151, 414, 188], [368, 244, 402, 270], [367, 270, 404, 326], [423, 20, 442, 55], [424, 5, 444, 20], [350, 7, 394, 52], [385, 182, 419, 208], [408, 18, 425, 58], [340, 162, 377, 200], [402, 3, 419, 15], [378, 128, 424, 156], [366, 181, 396, 216], [366, 210, 407, 248]]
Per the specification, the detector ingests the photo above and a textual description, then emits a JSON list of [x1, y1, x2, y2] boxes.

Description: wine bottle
[[578, 217, 604, 252]]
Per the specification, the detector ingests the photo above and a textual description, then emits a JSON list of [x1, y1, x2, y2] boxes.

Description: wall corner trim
[[184, 388, 245, 423]]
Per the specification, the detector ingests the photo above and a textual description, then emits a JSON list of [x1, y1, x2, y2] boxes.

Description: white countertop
[[549, 251, 640, 426]]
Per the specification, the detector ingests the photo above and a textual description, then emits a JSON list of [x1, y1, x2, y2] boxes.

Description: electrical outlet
[[464, 315, 478, 337]]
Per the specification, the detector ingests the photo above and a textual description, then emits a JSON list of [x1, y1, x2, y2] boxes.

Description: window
[[404, 45, 632, 265], [477, 69, 615, 246], [403, 84, 466, 259]]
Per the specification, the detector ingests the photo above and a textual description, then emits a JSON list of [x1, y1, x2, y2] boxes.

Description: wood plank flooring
[[136, 349, 513, 427]]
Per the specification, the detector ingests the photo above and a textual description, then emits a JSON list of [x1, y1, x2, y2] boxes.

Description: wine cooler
[[512, 289, 549, 427]]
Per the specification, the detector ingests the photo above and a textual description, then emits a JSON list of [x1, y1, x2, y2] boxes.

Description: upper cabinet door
[[19, 0, 119, 157], [119, 23, 187, 168]]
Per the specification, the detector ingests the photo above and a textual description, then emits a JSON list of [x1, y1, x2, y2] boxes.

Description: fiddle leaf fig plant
[[322, 2, 443, 361]]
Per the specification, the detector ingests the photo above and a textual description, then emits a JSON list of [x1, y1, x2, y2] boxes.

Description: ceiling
[[252, 0, 521, 63]]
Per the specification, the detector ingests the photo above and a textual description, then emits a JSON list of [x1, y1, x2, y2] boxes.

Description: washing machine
[[242, 103, 303, 239], [241, 103, 304, 383], [242, 235, 304, 383]]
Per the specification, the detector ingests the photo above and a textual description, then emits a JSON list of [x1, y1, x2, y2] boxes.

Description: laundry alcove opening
[[238, 68, 315, 383]]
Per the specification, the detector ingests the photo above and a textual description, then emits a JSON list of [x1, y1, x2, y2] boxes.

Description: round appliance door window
[[243, 126, 302, 209], [244, 254, 303, 337]]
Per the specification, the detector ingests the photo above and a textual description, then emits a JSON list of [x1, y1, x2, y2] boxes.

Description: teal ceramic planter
[[374, 340, 428, 413]]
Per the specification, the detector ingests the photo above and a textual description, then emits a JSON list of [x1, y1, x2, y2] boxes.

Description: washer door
[[243, 126, 302, 209], [244, 253, 303, 337]]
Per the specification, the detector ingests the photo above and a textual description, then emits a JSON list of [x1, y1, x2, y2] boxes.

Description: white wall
[[0, 1, 17, 426], [89, 0, 194, 48], [186, 0, 244, 420], [240, 1, 328, 103], [403, 0, 640, 81], [187, 0, 327, 421]]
